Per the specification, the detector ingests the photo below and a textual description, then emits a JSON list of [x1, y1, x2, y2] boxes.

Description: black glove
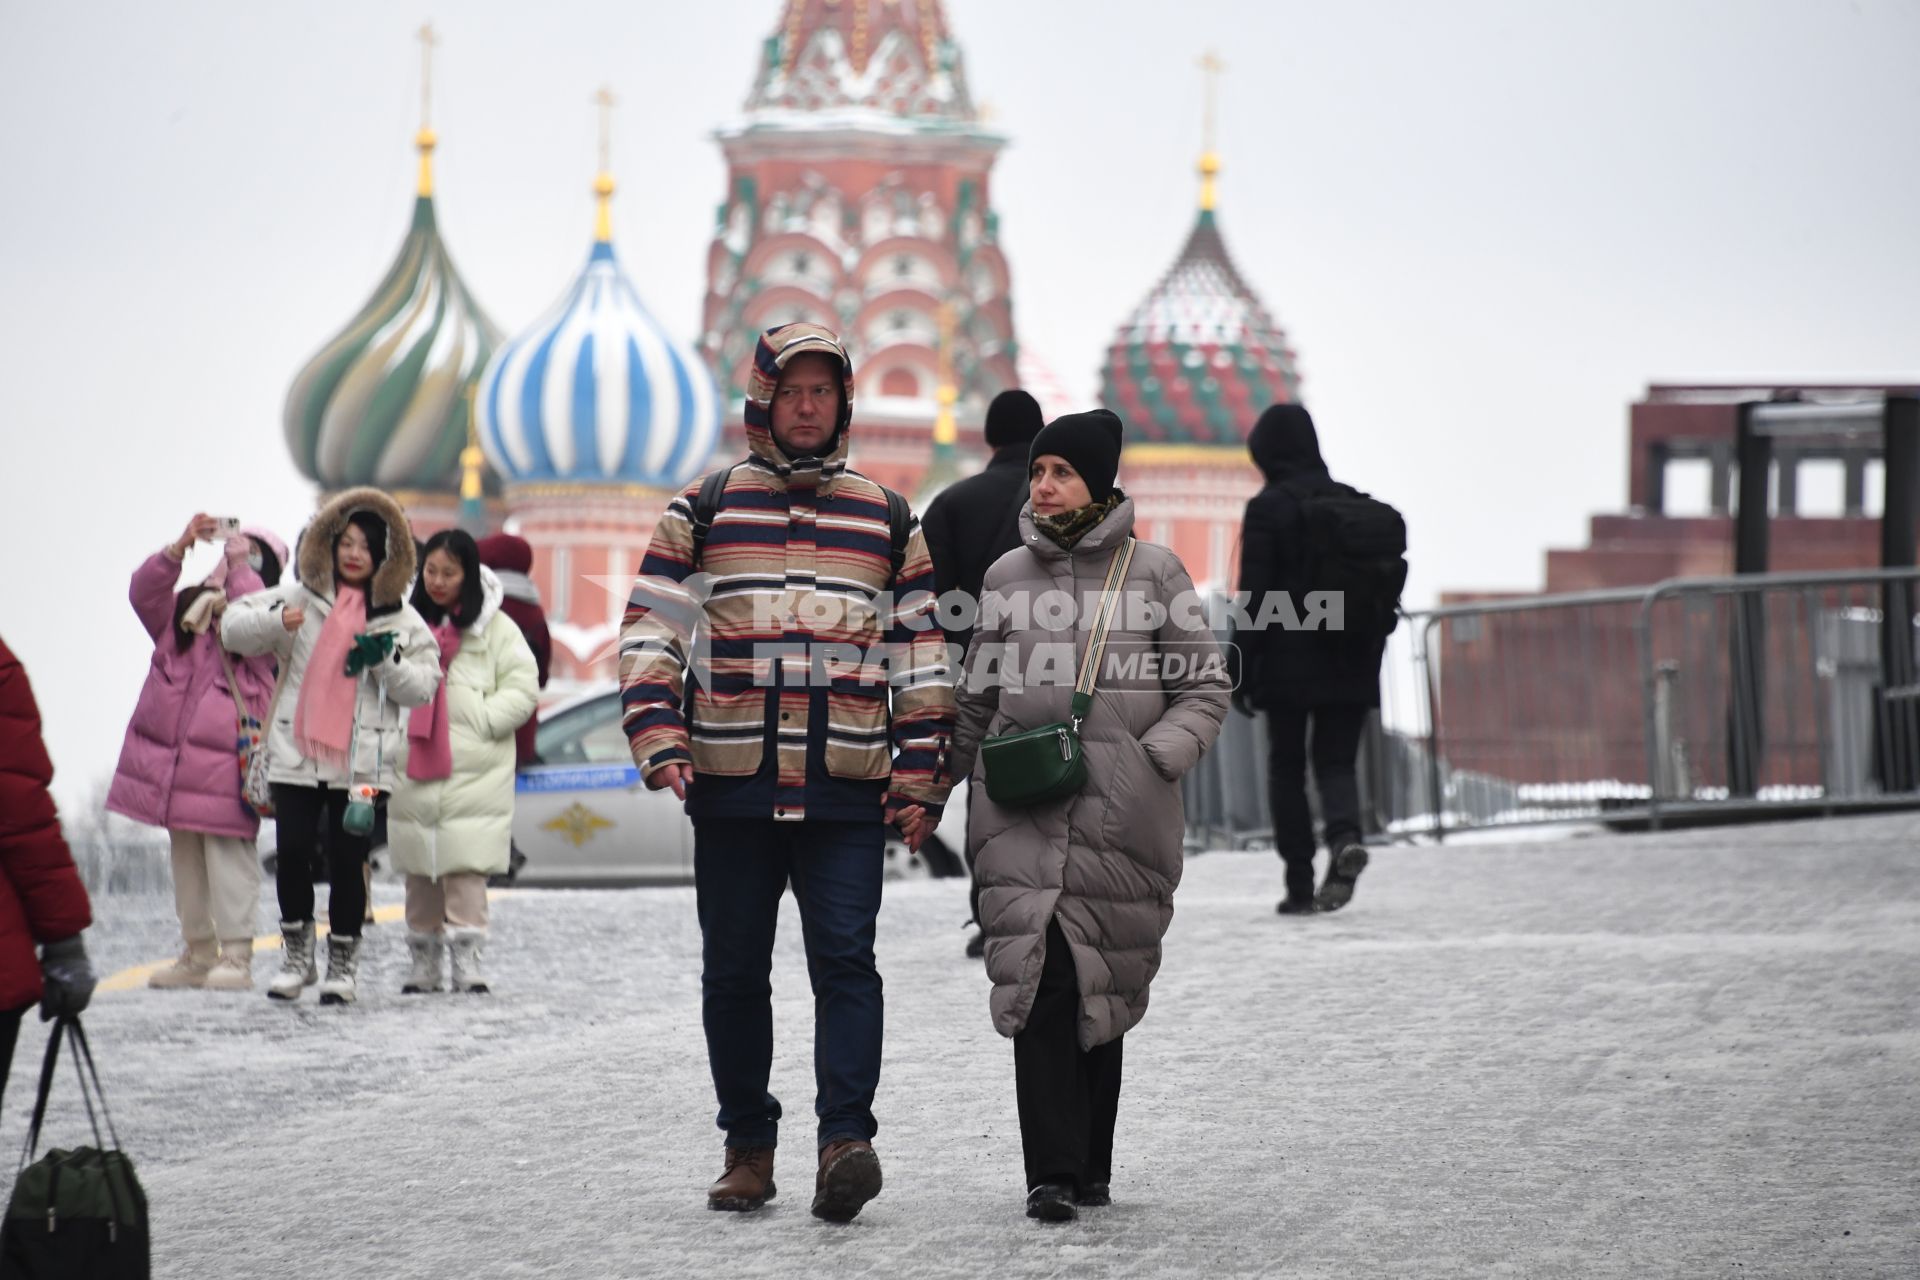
[[39, 935, 95, 1022], [1230, 692, 1257, 720]]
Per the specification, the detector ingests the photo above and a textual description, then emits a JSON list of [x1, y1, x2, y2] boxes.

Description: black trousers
[[270, 783, 376, 938], [1014, 921, 1123, 1192], [0, 1005, 23, 1120], [1265, 704, 1369, 899]]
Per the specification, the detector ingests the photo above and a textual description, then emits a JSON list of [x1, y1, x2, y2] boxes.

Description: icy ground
[[9, 814, 1918, 1279]]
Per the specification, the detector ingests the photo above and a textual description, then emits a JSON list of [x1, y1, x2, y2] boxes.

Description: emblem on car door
[[543, 802, 614, 847]]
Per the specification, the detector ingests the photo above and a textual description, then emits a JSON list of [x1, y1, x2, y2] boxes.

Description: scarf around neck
[[1033, 492, 1125, 550], [293, 585, 366, 774], [406, 620, 463, 782]]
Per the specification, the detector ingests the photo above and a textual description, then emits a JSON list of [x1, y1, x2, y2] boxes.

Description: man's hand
[[892, 803, 932, 854], [646, 762, 692, 802]]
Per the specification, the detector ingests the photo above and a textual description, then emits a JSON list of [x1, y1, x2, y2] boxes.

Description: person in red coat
[[0, 636, 97, 1114], [476, 534, 551, 766]]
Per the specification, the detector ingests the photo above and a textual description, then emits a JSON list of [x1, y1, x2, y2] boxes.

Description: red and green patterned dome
[[1099, 207, 1302, 444]]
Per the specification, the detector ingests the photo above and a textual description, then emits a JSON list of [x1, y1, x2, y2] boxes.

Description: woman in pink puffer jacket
[[106, 513, 286, 991]]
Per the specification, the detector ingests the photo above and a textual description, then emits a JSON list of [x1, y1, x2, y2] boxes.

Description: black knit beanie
[[984, 389, 1045, 449], [1029, 409, 1124, 503]]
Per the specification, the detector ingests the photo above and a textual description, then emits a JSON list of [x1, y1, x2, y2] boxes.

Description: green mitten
[[344, 630, 397, 676]]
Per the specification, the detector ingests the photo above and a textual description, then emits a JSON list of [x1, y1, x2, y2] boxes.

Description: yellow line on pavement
[[100, 891, 516, 993]]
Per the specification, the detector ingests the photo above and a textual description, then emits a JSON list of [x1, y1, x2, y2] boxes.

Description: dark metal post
[[1775, 447, 1798, 517], [1421, 618, 1446, 843], [1728, 405, 1770, 796], [1878, 396, 1920, 792], [1709, 440, 1735, 516]]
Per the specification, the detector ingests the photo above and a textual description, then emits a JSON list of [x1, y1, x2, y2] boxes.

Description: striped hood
[[743, 323, 855, 498]]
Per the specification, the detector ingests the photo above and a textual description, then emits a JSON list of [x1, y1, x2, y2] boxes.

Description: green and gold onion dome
[[285, 126, 501, 492]]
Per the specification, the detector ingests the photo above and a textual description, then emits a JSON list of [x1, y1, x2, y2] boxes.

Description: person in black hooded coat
[[1230, 403, 1388, 914]]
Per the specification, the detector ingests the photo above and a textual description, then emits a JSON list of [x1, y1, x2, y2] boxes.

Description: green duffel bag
[[1, 1018, 149, 1279], [980, 537, 1136, 808]]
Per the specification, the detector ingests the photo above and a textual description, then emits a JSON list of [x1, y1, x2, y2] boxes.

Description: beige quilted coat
[[950, 497, 1229, 1050]]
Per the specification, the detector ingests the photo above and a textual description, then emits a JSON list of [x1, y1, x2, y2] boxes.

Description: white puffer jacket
[[388, 568, 539, 880], [221, 488, 441, 794]]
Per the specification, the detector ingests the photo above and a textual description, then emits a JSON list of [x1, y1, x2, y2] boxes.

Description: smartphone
[[212, 516, 242, 540]]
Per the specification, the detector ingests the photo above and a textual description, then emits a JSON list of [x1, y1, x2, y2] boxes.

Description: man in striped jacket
[[620, 323, 955, 1223]]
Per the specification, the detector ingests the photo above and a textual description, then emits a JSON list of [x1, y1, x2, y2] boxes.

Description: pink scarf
[[293, 585, 367, 773], [407, 620, 462, 781]]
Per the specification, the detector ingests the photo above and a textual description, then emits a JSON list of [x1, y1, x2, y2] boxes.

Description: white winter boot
[[266, 922, 317, 1001], [402, 932, 446, 995], [318, 935, 363, 1006], [204, 938, 255, 991], [148, 939, 218, 989], [448, 927, 490, 994]]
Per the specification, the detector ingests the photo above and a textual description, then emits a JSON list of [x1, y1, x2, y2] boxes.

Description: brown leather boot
[[811, 1139, 882, 1222], [707, 1146, 776, 1211]]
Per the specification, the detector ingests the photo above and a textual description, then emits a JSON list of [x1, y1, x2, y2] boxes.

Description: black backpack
[[688, 464, 915, 582], [1284, 479, 1408, 639]]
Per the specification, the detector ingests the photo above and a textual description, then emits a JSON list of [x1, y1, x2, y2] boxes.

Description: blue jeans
[[692, 818, 886, 1151]]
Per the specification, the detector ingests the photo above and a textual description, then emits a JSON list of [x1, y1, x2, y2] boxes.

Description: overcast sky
[[5, 0, 1919, 804]]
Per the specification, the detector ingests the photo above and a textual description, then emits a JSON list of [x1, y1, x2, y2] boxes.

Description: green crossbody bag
[[980, 536, 1137, 807]]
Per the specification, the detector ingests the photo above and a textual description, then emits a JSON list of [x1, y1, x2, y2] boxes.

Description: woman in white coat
[[222, 488, 441, 1005], [389, 529, 538, 994]]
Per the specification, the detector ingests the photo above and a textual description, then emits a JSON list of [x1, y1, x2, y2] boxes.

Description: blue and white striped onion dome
[[477, 241, 722, 488]]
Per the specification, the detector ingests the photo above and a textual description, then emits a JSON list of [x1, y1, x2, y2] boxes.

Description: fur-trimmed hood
[[298, 486, 418, 616]]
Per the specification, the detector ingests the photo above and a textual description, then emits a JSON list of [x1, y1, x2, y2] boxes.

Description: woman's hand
[[169, 513, 217, 559], [345, 630, 398, 675], [892, 803, 932, 853], [223, 533, 253, 566], [282, 603, 306, 633]]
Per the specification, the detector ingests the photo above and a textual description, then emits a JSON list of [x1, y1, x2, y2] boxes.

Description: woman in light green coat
[[389, 530, 539, 994]]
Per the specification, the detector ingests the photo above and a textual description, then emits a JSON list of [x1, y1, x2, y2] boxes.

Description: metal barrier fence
[[1180, 569, 1920, 844]]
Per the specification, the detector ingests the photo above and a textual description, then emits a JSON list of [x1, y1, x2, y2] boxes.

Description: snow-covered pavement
[[11, 813, 1918, 1279]]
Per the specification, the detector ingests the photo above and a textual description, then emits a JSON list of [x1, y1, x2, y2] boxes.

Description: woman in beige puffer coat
[[948, 409, 1230, 1222], [389, 529, 538, 995]]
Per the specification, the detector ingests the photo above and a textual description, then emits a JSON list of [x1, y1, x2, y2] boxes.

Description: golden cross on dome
[[593, 85, 617, 173], [1199, 49, 1225, 152], [418, 22, 438, 130], [592, 85, 618, 242], [1197, 49, 1226, 212], [414, 23, 441, 197]]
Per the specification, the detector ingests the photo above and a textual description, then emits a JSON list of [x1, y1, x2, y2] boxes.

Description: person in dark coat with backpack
[[1230, 403, 1404, 915], [918, 388, 1047, 957]]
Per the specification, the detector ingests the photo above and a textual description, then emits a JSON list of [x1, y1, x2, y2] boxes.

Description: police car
[[509, 687, 968, 885]]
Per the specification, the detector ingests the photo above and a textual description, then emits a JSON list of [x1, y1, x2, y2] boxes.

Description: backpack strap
[[688, 465, 735, 568], [882, 486, 912, 582]]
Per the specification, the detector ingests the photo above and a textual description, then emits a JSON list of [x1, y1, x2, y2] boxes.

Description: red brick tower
[[701, 0, 1019, 496]]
